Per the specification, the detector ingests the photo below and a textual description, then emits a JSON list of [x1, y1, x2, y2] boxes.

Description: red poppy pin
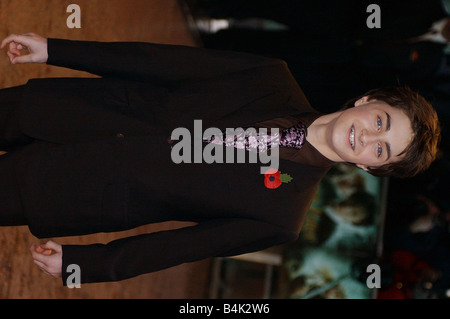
[[264, 168, 293, 189]]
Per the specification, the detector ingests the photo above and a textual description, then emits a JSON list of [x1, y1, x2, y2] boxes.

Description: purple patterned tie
[[204, 122, 306, 152]]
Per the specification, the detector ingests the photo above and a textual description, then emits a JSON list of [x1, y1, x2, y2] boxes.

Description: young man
[[0, 33, 440, 284]]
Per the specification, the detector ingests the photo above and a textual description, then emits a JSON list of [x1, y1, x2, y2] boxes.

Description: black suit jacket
[[13, 39, 333, 284]]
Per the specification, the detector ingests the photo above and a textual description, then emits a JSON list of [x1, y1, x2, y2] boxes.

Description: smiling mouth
[[349, 125, 355, 150]]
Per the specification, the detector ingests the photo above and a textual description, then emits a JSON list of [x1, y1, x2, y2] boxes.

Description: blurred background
[[0, 0, 448, 299]]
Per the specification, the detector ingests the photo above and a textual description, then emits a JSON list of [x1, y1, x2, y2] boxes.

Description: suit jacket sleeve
[[61, 218, 297, 285], [46, 38, 287, 85]]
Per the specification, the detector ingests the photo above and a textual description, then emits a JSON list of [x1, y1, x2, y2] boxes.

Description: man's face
[[328, 97, 414, 170]]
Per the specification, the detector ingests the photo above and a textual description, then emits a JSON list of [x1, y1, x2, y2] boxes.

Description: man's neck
[[306, 111, 343, 162]]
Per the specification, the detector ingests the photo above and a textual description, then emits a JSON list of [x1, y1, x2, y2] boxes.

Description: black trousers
[[0, 85, 34, 226]]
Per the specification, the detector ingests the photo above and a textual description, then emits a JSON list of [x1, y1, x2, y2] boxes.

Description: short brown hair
[[343, 86, 441, 178]]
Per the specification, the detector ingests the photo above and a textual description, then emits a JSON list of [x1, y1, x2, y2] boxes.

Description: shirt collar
[[257, 112, 335, 168]]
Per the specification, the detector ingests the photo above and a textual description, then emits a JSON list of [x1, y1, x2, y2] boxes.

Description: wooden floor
[[0, 0, 213, 299]]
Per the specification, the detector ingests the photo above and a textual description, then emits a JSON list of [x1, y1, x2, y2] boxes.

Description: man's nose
[[360, 129, 378, 146]]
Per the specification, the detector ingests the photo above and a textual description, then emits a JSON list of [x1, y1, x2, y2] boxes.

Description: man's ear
[[356, 164, 370, 172], [354, 96, 370, 107]]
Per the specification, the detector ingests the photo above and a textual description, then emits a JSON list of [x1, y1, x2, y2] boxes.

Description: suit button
[[116, 133, 125, 139]]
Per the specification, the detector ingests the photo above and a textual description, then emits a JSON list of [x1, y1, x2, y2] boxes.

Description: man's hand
[[1, 33, 48, 64], [30, 240, 63, 279]]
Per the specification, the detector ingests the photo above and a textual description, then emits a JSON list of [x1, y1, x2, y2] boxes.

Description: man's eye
[[377, 117, 382, 130], [377, 144, 383, 158]]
